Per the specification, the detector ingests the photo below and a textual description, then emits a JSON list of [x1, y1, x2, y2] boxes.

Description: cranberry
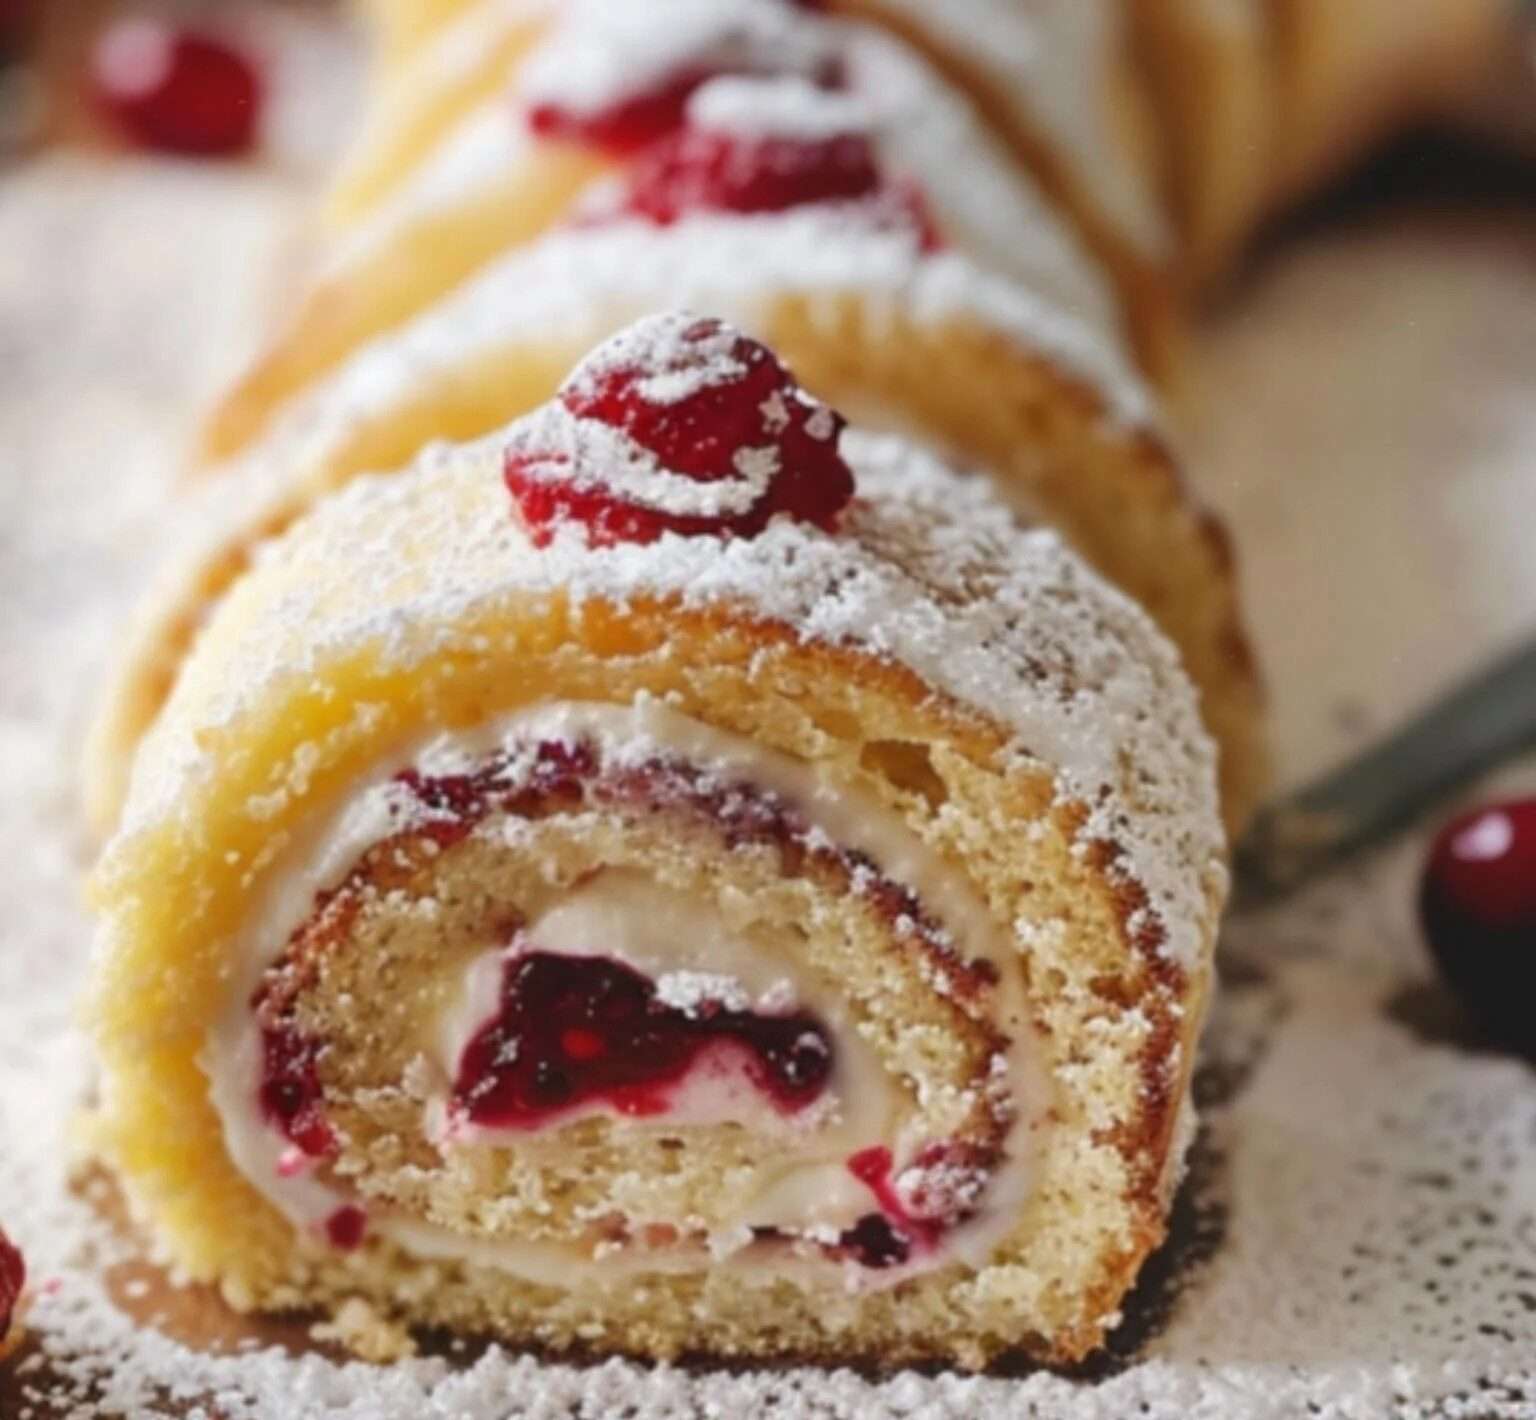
[[451, 949, 834, 1129], [91, 18, 262, 157], [0, 1228, 23, 1341], [506, 313, 855, 547], [1419, 798, 1536, 1042], [257, 1021, 336, 1158], [619, 128, 882, 223]]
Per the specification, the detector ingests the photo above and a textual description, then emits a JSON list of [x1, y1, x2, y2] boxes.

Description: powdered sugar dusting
[[322, 0, 1121, 347], [518, 0, 836, 124], [563, 308, 748, 407], [687, 74, 871, 142], [224, 204, 1152, 517], [115, 425, 1220, 973], [653, 971, 755, 1016], [506, 404, 775, 518], [867, 0, 1171, 257]]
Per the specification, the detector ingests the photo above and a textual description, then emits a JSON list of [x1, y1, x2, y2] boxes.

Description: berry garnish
[[91, 18, 262, 157], [587, 78, 943, 248], [1420, 798, 1536, 1043], [0, 1228, 23, 1343], [619, 76, 880, 222], [621, 126, 880, 221], [505, 312, 855, 547], [451, 948, 833, 1128]]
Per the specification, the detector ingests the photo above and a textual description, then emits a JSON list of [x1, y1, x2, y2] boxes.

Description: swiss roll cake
[[89, 315, 1227, 1369]]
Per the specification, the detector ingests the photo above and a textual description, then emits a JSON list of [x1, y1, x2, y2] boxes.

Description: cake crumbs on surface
[[309, 1297, 417, 1363]]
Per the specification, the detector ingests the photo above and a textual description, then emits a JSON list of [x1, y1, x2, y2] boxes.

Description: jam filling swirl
[[250, 735, 1008, 1268]]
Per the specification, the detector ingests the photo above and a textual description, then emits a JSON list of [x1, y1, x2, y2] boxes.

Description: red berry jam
[[1420, 798, 1536, 1042], [837, 1145, 943, 1269], [451, 949, 833, 1128], [325, 1205, 367, 1251], [91, 18, 262, 157], [506, 313, 855, 546], [0, 1228, 24, 1341], [257, 1020, 336, 1159], [619, 128, 882, 223], [396, 740, 596, 849]]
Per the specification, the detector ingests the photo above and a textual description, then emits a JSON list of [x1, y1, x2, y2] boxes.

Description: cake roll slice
[[90, 315, 1227, 1370], [334, 0, 1179, 381], [83, 141, 1266, 841], [199, 0, 1122, 464]]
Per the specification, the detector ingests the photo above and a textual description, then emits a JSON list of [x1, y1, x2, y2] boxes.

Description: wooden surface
[[1, 9, 1535, 1417]]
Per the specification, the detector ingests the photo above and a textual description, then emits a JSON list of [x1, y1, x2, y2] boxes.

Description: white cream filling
[[203, 700, 1050, 1288]]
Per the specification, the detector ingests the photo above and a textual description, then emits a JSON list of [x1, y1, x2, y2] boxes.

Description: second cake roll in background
[[199, 0, 1126, 464], [83, 122, 1264, 846]]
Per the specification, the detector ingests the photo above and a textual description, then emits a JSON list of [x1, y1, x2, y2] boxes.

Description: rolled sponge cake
[[89, 316, 1227, 1370]]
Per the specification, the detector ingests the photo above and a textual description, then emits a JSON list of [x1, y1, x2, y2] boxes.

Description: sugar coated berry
[[505, 313, 855, 547], [620, 127, 881, 222]]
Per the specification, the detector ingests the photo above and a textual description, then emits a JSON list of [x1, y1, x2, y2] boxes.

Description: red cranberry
[[451, 949, 833, 1129], [506, 313, 855, 547], [0, 1228, 23, 1340], [91, 18, 262, 157], [619, 128, 882, 223], [1420, 798, 1536, 1042]]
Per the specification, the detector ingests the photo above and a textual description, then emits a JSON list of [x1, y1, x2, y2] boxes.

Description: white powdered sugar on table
[[4, 25, 1536, 1420]]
